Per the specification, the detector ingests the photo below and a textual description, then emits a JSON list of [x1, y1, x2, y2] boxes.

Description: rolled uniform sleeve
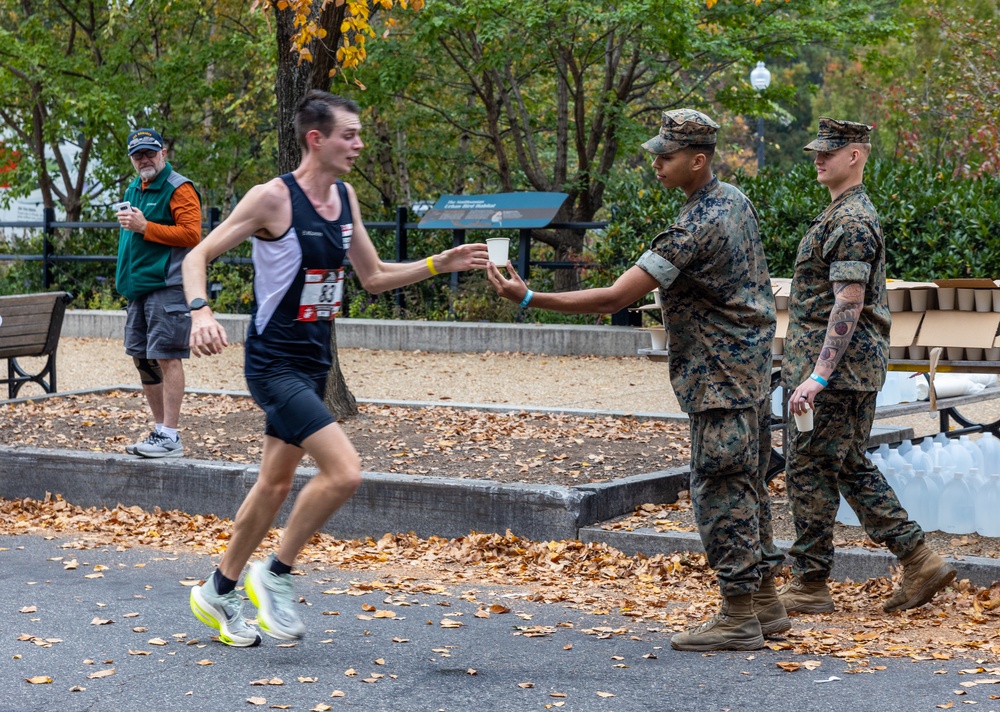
[[636, 226, 699, 289], [823, 219, 876, 284]]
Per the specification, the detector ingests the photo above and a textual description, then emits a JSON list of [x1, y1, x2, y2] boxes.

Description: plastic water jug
[[945, 439, 974, 477], [887, 445, 909, 474], [937, 471, 975, 534], [898, 372, 920, 403], [836, 493, 861, 526], [884, 466, 903, 495], [896, 463, 916, 512], [771, 386, 783, 418], [975, 473, 1000, 537], [976, 433, 1000, 476], [904, 469, 939, 532], [898, 440, 913, 458], [908, 448, 936, 480], [960, 435, 986, 474], [966, 467, 986, 495]]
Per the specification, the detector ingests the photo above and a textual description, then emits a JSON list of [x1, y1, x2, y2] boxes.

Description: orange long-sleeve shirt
[[141, 181, 202, 248]]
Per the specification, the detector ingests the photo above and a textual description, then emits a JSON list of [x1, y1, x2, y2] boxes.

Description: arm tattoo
[[817, 282, 865, 373]]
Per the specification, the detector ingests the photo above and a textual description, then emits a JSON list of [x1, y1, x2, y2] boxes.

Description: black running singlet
[[244, 174, 352, 378]]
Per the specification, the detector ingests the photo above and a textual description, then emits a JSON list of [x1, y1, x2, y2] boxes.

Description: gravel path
[[14, 336, 1000, 438]]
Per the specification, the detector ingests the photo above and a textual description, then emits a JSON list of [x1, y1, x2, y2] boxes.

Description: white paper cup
[[993, 290, 1000, 312], [889, 346, 907, 359], [486, 238, 510, 266], [975, 290, 993, 312], [793, 403, 814, 432], [937, 287, 956, 310], [908, 345, 926, 359], [966, 347, 984, 361], [774, 295, 789, 310], [648, 327, 667, 351], [958, 288, 975, 311], [909, 289, 928, 312], [887, 290, 906, 312], [947, 346, 965, 360], [986, 348, 1000, 361]]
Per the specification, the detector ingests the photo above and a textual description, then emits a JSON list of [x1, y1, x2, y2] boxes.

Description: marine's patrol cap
[[642, 109, 720, 156], [804, 117, 873, 152]]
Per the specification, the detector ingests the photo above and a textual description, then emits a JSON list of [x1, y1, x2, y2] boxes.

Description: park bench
[[0, 292, 73, 399]]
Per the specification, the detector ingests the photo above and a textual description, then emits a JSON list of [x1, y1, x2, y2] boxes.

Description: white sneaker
[[190, 576, 262, 647], [135, 432, 184, 458], [245, 555, 306, 640]]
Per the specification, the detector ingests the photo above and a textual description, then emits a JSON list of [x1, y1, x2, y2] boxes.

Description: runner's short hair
[[295, 90, 360, 151]]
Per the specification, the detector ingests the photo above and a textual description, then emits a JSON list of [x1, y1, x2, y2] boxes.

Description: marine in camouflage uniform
[[636, 171, 783, 601], [486, 109, 784, 650], [780, 118, 955, 615]]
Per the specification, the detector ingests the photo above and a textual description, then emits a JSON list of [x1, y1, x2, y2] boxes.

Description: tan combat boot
[[753, 577, 791, 636], [777, 577, 835, 614], [670, 594, 765, 652], [882, 543, 957, 613]]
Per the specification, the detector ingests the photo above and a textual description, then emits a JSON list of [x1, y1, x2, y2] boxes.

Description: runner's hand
[[190, 312, 228, 357], [434, 243, 490, 273]]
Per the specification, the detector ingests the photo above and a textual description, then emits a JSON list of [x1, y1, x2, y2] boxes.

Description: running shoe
[[126, 430, 158, 455], [135, 432, 184, 458], [245, 555, 306, 640], [190, 576, 262, 647]]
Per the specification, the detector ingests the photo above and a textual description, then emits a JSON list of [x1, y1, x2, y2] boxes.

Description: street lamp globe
[[750, 61, 771, 171], [750, 61, 771, 91]]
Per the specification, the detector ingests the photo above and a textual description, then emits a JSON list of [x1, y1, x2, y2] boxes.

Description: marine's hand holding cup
[[486, 260, 527, 302]]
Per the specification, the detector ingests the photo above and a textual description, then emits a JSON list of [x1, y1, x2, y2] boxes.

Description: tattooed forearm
[[817, 282, 865, 372]]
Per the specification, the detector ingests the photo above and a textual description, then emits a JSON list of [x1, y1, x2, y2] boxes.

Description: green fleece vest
[[115, 163, 200, 301]]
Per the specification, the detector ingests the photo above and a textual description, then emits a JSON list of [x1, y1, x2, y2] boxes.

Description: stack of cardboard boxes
[[772, 278, 1000, 363]]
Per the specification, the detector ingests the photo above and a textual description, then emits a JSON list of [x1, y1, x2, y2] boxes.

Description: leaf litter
[[0, 392, 689, 487], [5, 495, 1000, 665]]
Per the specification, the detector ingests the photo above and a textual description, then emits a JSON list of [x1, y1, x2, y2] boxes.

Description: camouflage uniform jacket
[[782, 184, 890, 392], [635, 178, 776, 413]]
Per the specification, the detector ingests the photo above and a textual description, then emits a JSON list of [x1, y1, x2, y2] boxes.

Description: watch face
[[189, 298, 208, 311]]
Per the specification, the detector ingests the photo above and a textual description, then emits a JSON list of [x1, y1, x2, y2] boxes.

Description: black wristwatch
[[188, 298, 210, 311]]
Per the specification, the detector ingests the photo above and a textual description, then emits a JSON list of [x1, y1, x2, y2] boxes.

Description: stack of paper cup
[[937, 287, 956, 310]]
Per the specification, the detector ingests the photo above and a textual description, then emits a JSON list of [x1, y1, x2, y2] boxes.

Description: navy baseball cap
[[127, 128, 164, 156]]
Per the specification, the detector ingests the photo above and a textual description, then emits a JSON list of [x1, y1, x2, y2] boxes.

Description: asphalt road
[[3, 535, 995, 712]]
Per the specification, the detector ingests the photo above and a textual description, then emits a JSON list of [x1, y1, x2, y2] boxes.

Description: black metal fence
[[0, 207, 640, 324]]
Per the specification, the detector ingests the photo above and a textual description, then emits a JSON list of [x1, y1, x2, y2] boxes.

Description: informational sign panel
[[417, 192, 568, 230]]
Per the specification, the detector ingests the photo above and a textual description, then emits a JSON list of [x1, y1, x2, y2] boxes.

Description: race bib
[[297, 268, 344, 321]]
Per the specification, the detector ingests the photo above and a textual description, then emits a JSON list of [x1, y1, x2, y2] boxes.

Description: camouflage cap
[[804, 117, 873, 152], [642, 109, 720, 155]]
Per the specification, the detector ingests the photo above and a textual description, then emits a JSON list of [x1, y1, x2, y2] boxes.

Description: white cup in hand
[[793, 402, 814, 432]]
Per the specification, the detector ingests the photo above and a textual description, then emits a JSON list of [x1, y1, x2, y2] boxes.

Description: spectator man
[[779, 117, 955, 614], [488, 109, 786, 652], [115, 128, 202, 458]]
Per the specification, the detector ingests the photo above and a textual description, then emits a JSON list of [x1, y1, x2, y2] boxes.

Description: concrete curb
[[579, 528, 1000, 589], [0, 446, 690, 543], [62, 309, 651, 357]]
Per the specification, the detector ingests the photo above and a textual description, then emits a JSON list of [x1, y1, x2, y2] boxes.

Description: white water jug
[[938, 471, 975, 534]]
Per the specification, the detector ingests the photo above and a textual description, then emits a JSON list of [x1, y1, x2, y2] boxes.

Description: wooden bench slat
[[0, 291, 70, 398]]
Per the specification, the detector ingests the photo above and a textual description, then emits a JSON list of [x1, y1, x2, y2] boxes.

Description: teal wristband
[[519, 289, 534, 308], [810, 372, 829, 388]]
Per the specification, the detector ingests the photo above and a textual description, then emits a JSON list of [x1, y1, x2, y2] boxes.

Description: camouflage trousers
[[786, 389, 923, 581], [689, 399, 785, 597]]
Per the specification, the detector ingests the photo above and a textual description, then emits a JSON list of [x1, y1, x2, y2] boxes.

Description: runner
[[183, 90, 488, 646]]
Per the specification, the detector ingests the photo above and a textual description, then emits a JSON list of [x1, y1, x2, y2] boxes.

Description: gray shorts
[[124, 286, 191, 360]]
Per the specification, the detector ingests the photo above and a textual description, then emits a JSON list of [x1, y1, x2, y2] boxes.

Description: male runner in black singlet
[[182, 91, 488, 646]]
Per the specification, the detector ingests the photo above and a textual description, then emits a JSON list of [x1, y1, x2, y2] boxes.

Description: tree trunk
[[273, 0, 359, 419]]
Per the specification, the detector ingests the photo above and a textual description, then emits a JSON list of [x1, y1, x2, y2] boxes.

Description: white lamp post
[[750, 61, 771, 171]]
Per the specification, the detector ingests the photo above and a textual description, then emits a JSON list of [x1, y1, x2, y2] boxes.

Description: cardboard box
[[933, 278, 999, 289], [775, 310, 789, 340], [889, 311, 924, 348], [916, 311, 1000, 349]]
